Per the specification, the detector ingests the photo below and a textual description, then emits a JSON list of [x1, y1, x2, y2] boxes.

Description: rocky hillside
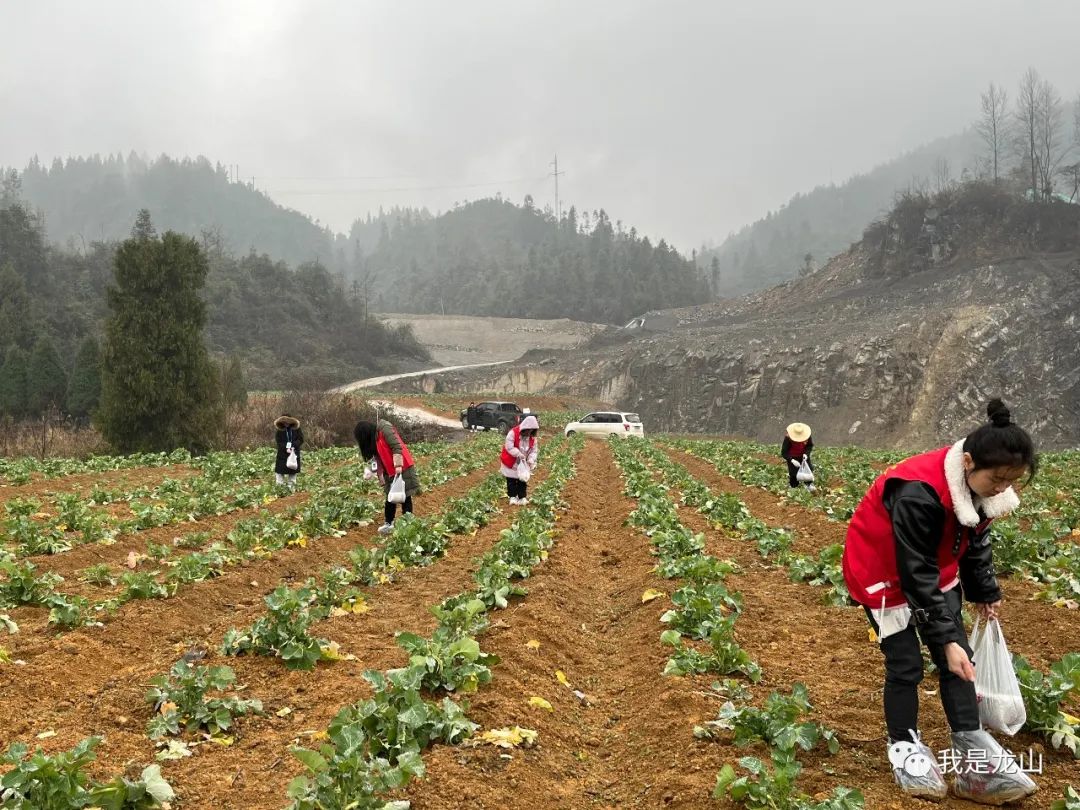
[[391, 184, 1080, 449]]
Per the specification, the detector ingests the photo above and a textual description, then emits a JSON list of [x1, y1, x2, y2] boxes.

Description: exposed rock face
[[411, 246, 1080, 450]]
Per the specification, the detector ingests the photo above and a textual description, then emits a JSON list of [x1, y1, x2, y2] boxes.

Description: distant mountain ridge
[[10, 153, 348, 272], [697, 128, 984, 297]]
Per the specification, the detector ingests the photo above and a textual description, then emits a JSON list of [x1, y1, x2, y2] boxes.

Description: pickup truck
[[460, 401, 523, 433]]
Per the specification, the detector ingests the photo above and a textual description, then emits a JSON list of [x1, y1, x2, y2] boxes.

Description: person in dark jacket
[[354, 419, 421, 536], [780, 422, 814, 489], [273, 415, 303, 490], [842, 399, 1037, 804]]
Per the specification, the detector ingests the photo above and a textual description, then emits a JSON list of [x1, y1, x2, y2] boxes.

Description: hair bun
[[986, 398, 1012, 427]]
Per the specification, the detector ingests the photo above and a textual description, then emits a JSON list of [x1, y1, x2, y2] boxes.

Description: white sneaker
[[508, 497, 521, 505], [806, 484, 816, 492], [377, 522, 394, 536], [519, 497, 529, 506]]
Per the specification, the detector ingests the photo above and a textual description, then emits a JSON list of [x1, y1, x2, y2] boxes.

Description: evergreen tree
[[220, 355, 247, 407], [67, 336, 102, 418], [0, 262, 36, 350], [26, 337, 68, 414], [99, 210, 219, 452], [0, 346, 29, 417]]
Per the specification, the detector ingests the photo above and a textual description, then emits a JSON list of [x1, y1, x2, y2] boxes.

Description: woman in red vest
[[842, 399, 1037, 803], [500, 414, 539, 505], [354, 419, 420, 536], [781, 422, 814, 489]]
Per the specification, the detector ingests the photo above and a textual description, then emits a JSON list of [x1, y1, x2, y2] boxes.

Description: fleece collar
[[944, 440, 1020, 526]]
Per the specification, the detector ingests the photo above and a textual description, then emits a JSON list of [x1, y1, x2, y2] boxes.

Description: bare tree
[[933, 157, 954, 193], [1014, 67, 1041, 199], [1035, 78, 1068, 199], [976, 82, 1009, 182]]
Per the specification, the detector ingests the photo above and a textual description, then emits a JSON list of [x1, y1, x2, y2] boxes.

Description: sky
[[2, 0, 1079, 252]]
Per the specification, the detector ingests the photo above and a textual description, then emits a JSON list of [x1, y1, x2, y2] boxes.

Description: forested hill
[[0, 188, 430, 394], [10, 153, 347, 272], [357, 197, 710, 325], [697, 128, 982, 297]]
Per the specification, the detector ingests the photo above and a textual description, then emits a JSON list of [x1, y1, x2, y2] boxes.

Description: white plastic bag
[[285, 449, 298, 471], [796, 455, 814, 483], [516, 459, 532, 483], [970, 617, 1027, 735], [387, 473, 407, 503]]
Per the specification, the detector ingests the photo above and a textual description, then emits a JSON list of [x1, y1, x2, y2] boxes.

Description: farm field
[[1, 430, 1077, 809]]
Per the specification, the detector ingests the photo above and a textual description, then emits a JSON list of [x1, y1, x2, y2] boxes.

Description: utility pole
[[550, 153, 564, 223]]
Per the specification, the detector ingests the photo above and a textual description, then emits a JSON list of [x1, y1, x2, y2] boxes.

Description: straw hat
[[786, 422, 811, 442]]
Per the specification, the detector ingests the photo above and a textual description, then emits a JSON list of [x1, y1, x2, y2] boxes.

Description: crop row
[[608, 438, 866, 808], [649, 441, 1080, 761], [0, 436, 502, 636]]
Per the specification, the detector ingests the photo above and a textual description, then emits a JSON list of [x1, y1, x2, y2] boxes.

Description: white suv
[[564, 411, 645, 439]]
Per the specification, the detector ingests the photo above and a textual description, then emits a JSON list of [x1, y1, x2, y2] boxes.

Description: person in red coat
[[842, 399, 1037, 803]]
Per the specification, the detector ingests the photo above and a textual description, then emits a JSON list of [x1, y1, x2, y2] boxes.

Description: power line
[[266, 174, 549, 196]]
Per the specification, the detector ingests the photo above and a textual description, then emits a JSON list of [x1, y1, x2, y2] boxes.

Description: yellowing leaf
[[320, 641, 356, 661], [36, 730, 57, 739], [206, 735, 234, 746], [276, 707, 293, 717], [528, 696, 553, 712], [159, 701, 178, 716], [525, 639, 541, 651], [641, 589, 665, 603], [472, 726, 539, 748], [555, 670, 571, 688], [868, 627, 878, 643], [288, 535, 308, 548], [1063, 712, 1079, 725], [56, 523, 68, 533]]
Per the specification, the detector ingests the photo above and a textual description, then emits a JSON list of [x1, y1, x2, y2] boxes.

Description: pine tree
[[98, 210, 220, 452], [67, 336, 102, 418], [0, 346, 29, 417], [26, 337, 68, 414]]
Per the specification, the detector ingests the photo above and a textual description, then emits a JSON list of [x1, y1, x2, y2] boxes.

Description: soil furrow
[[404, 441, 726, 809], [662, 446, 1077, 809]]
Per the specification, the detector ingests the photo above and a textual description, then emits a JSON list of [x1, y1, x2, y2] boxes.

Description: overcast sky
[[2, 1, 1078, 251]]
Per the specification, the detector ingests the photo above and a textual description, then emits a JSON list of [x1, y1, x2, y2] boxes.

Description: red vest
[[500, 424, 535, 467], [787, 440, 808, 458], [376, 425, 414, 473], [842, 446, 990, 608]]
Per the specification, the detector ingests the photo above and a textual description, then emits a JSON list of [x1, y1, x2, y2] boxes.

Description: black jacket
[[274, 421, 304, 475], [780, 436, 813, 461], [884, 479, 1002, 645]]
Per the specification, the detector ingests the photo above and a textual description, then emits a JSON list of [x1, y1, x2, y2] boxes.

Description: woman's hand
[[975, 601, 1001, 621], [944, 642, 976, 682]]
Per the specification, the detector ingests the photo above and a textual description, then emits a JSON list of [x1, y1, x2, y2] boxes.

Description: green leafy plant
[[695, 682, 839, 754], [145, 660, 263, 740], [1051, 785, 1080, 810], [395, 629, 499, 694], [79, 564, 117, 586], [221, 584, 330, 670], [0, 736, 174, 809], [661, 626, 762, 682], [713, 749, 864, 809], [1015, 652, 1080, 757]]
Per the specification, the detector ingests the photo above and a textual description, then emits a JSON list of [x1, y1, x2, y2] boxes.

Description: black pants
[[385, 496, 413, 524], [786, 456, 812, 488], [506, 477, 527, 499], [865, 587, 979, 741]]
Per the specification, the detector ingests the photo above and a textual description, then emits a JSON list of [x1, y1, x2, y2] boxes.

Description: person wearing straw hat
[[781, 422, 814, 489]]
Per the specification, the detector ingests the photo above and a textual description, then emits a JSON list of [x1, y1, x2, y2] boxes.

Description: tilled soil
[[1, 441, 1075, 809]]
